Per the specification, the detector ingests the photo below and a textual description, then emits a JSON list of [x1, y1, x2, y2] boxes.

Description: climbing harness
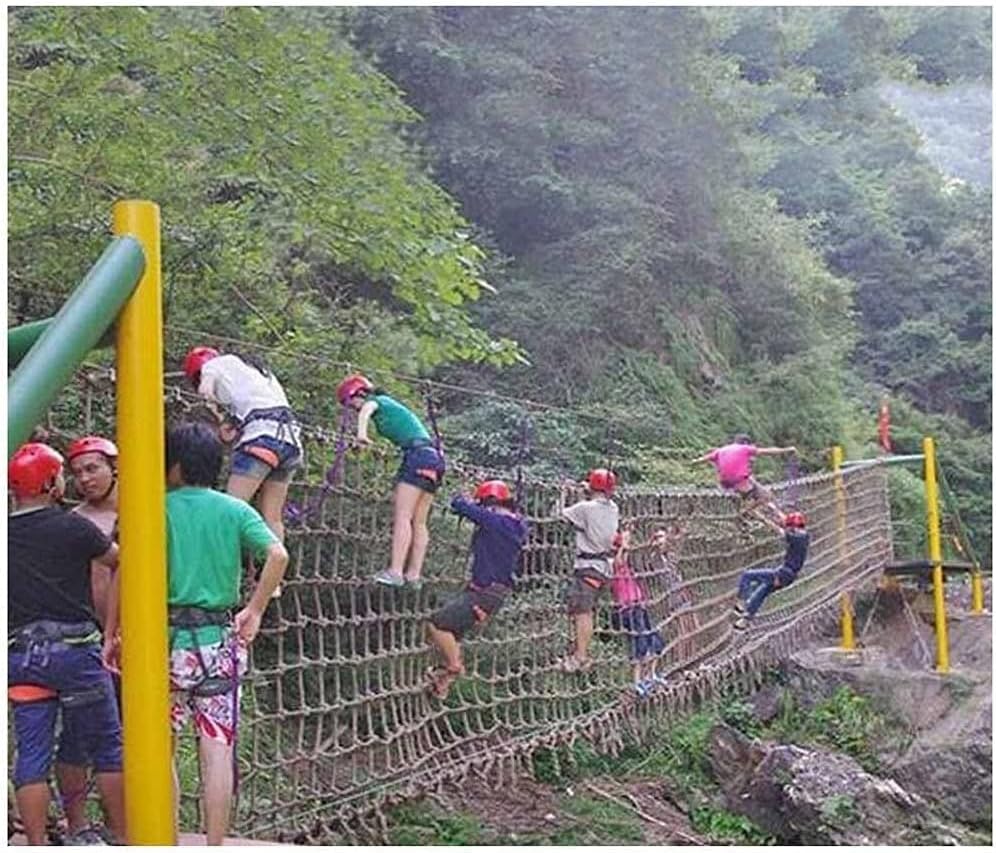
[[8, 620, 102, 669], [237, 405, 300, 448], [167, 607, 238, 697], [8, 621, 107, 825]]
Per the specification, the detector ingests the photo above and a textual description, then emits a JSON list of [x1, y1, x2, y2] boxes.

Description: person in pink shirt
[[692, 434, 796, 525], [610, 528, 665, 696]]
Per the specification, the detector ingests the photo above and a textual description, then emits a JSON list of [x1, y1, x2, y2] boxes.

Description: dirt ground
[[434, 774, 706, 845]]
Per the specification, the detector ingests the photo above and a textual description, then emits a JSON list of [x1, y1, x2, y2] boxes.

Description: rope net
[[29, 360, 894, 843]]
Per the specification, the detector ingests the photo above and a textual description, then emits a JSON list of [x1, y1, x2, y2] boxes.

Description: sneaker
[[561, 656, 581, 673], [634, 680, 650, 698], [651, 673, 668, 685], [561, 655, 591, 674], [733, 602, 746, 616], [733, 616, 749, 631], [64, 827, 108, 846], [374, 570, 405, 587], [406, 577, 424, 591]]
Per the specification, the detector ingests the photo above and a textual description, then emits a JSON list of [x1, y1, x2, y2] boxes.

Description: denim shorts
[[231, 434, 302, 483], [396, 443, 445, 494], [8, 643, 122, 787]]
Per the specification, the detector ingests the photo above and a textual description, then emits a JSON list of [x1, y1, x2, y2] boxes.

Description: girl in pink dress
[[610, 528, 665, 696]]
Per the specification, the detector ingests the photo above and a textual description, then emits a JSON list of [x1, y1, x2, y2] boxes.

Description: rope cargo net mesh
[[28, 361, 894, 843]]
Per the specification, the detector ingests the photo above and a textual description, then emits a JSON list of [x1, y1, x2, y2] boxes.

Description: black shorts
[[396, 444, 445, 494], [566, 566, 610, 616], [431, 584, 509, 640]]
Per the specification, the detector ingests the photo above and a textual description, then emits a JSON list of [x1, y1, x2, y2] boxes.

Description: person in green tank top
[[336, 374, 446, 588]]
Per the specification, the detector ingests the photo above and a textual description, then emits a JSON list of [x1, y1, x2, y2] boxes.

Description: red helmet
[[183, 346, 220, 381], [474, 479, 512, 504], [336, 373, 374, 405], [9, 443, 64, 499], [587, 468, 617, 495], [784, 511, 806, 529], [67, 435, 118, 463]]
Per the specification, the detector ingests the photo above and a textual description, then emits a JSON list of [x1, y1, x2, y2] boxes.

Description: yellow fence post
[[113, 200, 174, 844], [922, 436, 949, 673], [831, 446, 855, 650], [970, 567, 985, 614]]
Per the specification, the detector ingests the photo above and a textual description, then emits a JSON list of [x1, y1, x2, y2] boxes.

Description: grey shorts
[[566, 566, 610, 615], [431, 584, 509, 640]]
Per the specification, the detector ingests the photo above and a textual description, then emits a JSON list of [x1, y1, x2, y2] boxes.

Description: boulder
[[707, 723, 976, 845], [892, 686, 992, 827]]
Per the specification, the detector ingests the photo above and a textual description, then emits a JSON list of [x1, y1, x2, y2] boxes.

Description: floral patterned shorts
[[169, 637, 248, 747]]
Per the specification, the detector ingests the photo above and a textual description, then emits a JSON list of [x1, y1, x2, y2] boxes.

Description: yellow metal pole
[[922, 436, 949, 673], [831, 446, 855, 650], [970, 567, 985, 614], [113, 200, 174, 844]]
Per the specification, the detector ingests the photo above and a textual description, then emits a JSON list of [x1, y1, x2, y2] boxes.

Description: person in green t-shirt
[[164, 423, 288, 846], [335, 374, 446, 589]]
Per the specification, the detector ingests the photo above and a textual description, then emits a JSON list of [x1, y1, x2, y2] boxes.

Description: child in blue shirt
[[733, 511, 809, 630]]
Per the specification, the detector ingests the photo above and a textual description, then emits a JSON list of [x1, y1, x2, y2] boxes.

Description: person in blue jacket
[[733, 511, 809, 630], [425, 480, 528, 700]]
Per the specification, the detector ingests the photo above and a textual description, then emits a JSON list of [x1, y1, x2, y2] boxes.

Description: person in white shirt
[[182, 346, 302, 544], [560, 468, 620, 673]]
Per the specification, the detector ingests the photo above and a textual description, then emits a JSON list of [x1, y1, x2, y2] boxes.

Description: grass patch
[[819, 793, 858, 825], [766, 686, 897, 772], [691, 805, 774, 844], [551, 795, 644, 844], [387, 803, 484, 845]]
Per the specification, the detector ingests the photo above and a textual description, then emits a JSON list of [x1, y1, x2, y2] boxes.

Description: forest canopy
[[8, 6, 991, 558]]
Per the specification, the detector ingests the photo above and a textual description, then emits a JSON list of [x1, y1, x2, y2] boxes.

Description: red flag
[[877, 399, 892, 454]]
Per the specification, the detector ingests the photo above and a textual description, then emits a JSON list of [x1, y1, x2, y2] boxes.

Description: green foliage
[[552, 795, 644, 845], [691, 805, 774, 845], [352, 8, 989, 565], [820, 793, 859, 825], [387, 803, 484, 845], [8, 6, 522, 401], [768, 687, 896, 773]]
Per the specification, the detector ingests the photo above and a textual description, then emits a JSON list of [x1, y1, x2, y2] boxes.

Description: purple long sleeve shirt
[[450, 496, 528, 588]]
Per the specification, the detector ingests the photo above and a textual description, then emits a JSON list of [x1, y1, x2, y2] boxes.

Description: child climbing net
[[692, 433, 797, 530]]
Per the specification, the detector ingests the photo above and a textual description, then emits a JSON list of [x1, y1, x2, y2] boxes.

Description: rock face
[[892, 686, 992, 827], [782, 622, 993, 831], [708, 723, 975, 845]]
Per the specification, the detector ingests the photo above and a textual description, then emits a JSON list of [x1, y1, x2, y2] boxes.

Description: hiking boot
[[374, 570, 405, 587]]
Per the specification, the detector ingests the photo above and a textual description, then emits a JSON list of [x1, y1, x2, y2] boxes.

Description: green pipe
[[8, 318, 53, 366], [8, 237, 146, 456], [8, 317, 117, 369]]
